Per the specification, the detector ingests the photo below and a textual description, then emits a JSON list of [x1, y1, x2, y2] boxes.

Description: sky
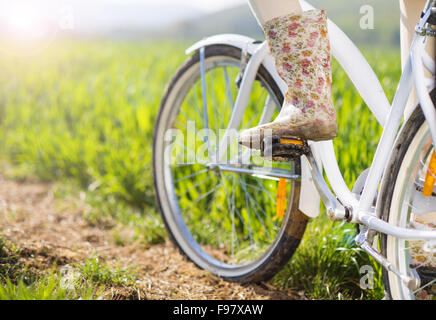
[[0, 0, 247, 14], [0, 0, 249, 38], [97, 0, 247, 13], [0, 0, 249, 30]]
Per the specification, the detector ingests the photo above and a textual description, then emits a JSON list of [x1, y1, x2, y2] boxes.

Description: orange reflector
[[276, 178, 287, 218], [423, 150, 436, 196], [280, 138, 303, 146]]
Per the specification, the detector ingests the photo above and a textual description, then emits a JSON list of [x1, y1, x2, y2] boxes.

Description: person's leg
[[400, 0, 436, 118], [247, 0, 302, 26], [240, 1, 337, 150]]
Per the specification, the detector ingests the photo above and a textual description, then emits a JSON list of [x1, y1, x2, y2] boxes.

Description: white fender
[[186, 34, 287, 95], [186, 33, 321, 218]]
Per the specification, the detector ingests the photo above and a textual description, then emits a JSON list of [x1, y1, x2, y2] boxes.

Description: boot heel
[[262, 135, 310, 161]]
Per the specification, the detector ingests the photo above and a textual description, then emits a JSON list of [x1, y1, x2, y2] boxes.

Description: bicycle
[[153, 0, 436, 299]]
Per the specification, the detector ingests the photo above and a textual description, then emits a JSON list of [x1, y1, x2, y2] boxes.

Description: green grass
[[0, 40, 186, 208], [273, 215, 384, 299], [0, 40, 402, 299], [0, 236, 98, 300], [0, 235, 22, 282], [0, 236, 140, 300], [0, 274, 100, 300], [74, 257, 135, 287]]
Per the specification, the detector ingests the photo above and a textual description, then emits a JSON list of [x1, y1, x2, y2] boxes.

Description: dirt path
[[0, 176, 301, 300]]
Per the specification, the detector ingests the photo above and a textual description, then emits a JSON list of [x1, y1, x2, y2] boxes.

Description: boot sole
[[262, 136, 311, 161]]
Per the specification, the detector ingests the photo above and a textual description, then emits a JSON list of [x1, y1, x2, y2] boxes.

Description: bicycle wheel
[[380, 92, 436, 299], [153, 45, 308, 282]]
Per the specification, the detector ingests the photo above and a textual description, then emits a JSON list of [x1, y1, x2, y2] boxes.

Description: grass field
[[0, 40, 401, 299]]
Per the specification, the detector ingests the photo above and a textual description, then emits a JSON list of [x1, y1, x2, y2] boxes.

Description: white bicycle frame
[[185, 0, 436, 245]]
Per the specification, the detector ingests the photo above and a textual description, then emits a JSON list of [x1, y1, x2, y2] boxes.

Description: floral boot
[[239, 9, 337, 150]]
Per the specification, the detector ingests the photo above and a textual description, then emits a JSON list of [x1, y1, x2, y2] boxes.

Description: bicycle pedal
[[261, 136, 310, 161]]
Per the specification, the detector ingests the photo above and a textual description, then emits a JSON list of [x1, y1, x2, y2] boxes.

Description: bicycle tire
[[379, 90, 436, 299]]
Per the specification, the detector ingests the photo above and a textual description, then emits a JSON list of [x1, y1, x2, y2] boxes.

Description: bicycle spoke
[[221, 173, 257, 261], [218, 172, 237, 262], [240, 175, 255, 261], [420, 159, 436, 179], [174, 168, 208, 183], [180, 182, 223, 213], [239, 179, 277, 204], [413, 278, 436, 295], [173, 140, 198, 163], [208, 68, 225, 130], [187, 91, 204, 124], [222, 67, 234, 111], [245, 90, 267, 128], [237, 176, 273, 241], [231, 174, 236, 261], [176, 175, 214, 198], [244, 188, 279, 232]]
